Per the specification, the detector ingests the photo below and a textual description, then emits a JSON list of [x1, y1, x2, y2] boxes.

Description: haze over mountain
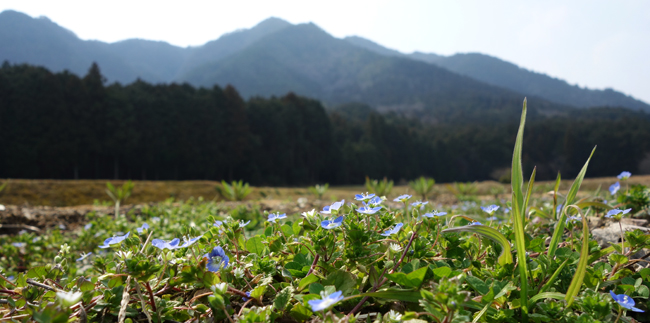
[[1, 9, 648, 115]]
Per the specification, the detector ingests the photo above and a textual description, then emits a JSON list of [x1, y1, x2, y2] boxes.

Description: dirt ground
[[1, 175, 649, 235]]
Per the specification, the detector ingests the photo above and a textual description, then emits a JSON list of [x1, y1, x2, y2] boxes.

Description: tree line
[[1, 62, 649, 185]]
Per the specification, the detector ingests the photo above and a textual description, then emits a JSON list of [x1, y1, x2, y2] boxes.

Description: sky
[[3, 0, 650, 103]]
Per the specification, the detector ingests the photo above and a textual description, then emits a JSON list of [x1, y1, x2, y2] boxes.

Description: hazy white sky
[[3, 0, 650, 103]]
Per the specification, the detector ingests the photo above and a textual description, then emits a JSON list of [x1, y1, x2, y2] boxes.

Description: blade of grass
[[511, 98, 529, 319], [547, 146, 596, 260], [523, 167, 537, 221], [442, 225, 513, 265], [530, 292, 566, 303], [565, 215, 591, 306], [553, 173, 561, 220]]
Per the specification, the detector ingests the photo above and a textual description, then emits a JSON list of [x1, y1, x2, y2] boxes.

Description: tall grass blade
[[547, 146, 596, 259], [565, 215, 591, 306], [538, 258, 569, 294], [510, 98, 529, 318], [553, 173, 561, 220], [442, 225, 513, 266], [523, 167, 537, 221]]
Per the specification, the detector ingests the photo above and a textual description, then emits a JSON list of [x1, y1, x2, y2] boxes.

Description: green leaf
[[530, 292, 566, 303], [250, 284, 267, 299], [322, 270, 357, 295], [548, 146, 596, 260], [465, 276, 490, 295], [385, 266, 429, 289], [432, 266, 452, 278], [298, 274, 320, 291], [347, 289, 422, 302], [289, 303, 313, 322], [565, 215, 590, 306], [539, 258, 570, 294], [274, 286, 294, 311], [442, 225, 512, 265], [308, 283, 324, 295], [246, 236, 266, 255]]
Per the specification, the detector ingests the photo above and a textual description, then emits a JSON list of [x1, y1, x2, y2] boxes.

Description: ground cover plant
[[1, 100, 650, 322]]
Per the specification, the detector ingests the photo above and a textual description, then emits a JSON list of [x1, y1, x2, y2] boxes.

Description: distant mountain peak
[[254, 17, 292, 29]]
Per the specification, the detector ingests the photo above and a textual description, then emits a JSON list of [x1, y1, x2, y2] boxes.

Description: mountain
[[343, 36, 649, 111], [1, 9, 647, 114], [180, 23, 568, 124]]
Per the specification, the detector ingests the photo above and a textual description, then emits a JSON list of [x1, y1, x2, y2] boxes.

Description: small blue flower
[[481, 205, 500, 215], [268, 212, 287, 223], [137, 223, 149, 234], [605, 208, 632, 218], [368, 196, 383, 206], [381, 223, 404, 236], [566, 216, 581, 224], [617, 171, 632, 181], [76, 252, 92, 262], [179, 236, 202, 248], [393, 194, 412, 203], [411, 201, 428, 208], [556, 204, 563, 215], [242, 291, 251, 302], [12, 242, 26, 248], [308, 290, 344, 312], [214, 220, 223, 227], [610, 290, 644, 312], [423, 211, 447, 217], [486, 216, 498, 221], [469, 221, 482, 226], [239, 220, 251, 227], [152, 217, 161, 223], [504, 207, 511, 214], [151, 238, 181, 250], [84, 223, 93, 230], [322, 200, 345, 214], [99, 232, 130, 249], [321, 216, 344, 229], [358, 202, 382, 215], [354, 193, 375, 201], [204, 246, 229, 272], [609, 182, 620, 196]]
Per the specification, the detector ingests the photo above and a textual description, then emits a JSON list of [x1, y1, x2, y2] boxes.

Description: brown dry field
[[1, 175, 649, 207]]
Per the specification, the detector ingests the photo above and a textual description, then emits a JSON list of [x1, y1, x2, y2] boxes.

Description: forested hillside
[[1, 63, 649, 184]]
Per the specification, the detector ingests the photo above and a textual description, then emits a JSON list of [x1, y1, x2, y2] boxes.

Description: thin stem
[[618, 221, 626, 254], [306, 254, 320, 276], [613, 306, 623, 323]]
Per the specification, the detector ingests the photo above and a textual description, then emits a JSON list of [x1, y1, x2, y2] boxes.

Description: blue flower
[[322, 200, 345, 214], [469, 221, 482, 226], [381, 223, 404, 236], [354, 193, 375, 201], [504, 207, 511, 214], [481, 205, 500, 215], [566, 216, 581, 224], [617, 171, 632, 180], [242, 291, 251, 302], [99, 232, 130, 249], [179, 236, 202, 248], [268, 212, 287, 223], [152, 217, 161, 223], [368, 196, 383, 206], [136, 223, 149, 234], [214, 220, 223, 227], [556, 204, 563, 215], [12, 242, 26, 248], [486, 216, 498, 221], [76, 252, 92, 262], [423, 211, 447, 217], [610, 291, 644, 312], [605, 208, 632, 218], [204, 246, 229, 272], [393, 195, 412, 203], [308, 290, 344, 312], [239, 220, 251, 227], [411, 201, 428, 208], [321, 216, 344, 229], [84, 223, 93, 230], [358, 202, 382, 215], [609, 182, 620, 195], [151, 238, 181, 250]]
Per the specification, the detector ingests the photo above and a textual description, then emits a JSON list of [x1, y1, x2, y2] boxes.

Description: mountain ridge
[[1, 9, 647, 112]]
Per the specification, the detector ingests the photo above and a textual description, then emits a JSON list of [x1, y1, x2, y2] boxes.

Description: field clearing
[[1, 175, 649, 207]]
